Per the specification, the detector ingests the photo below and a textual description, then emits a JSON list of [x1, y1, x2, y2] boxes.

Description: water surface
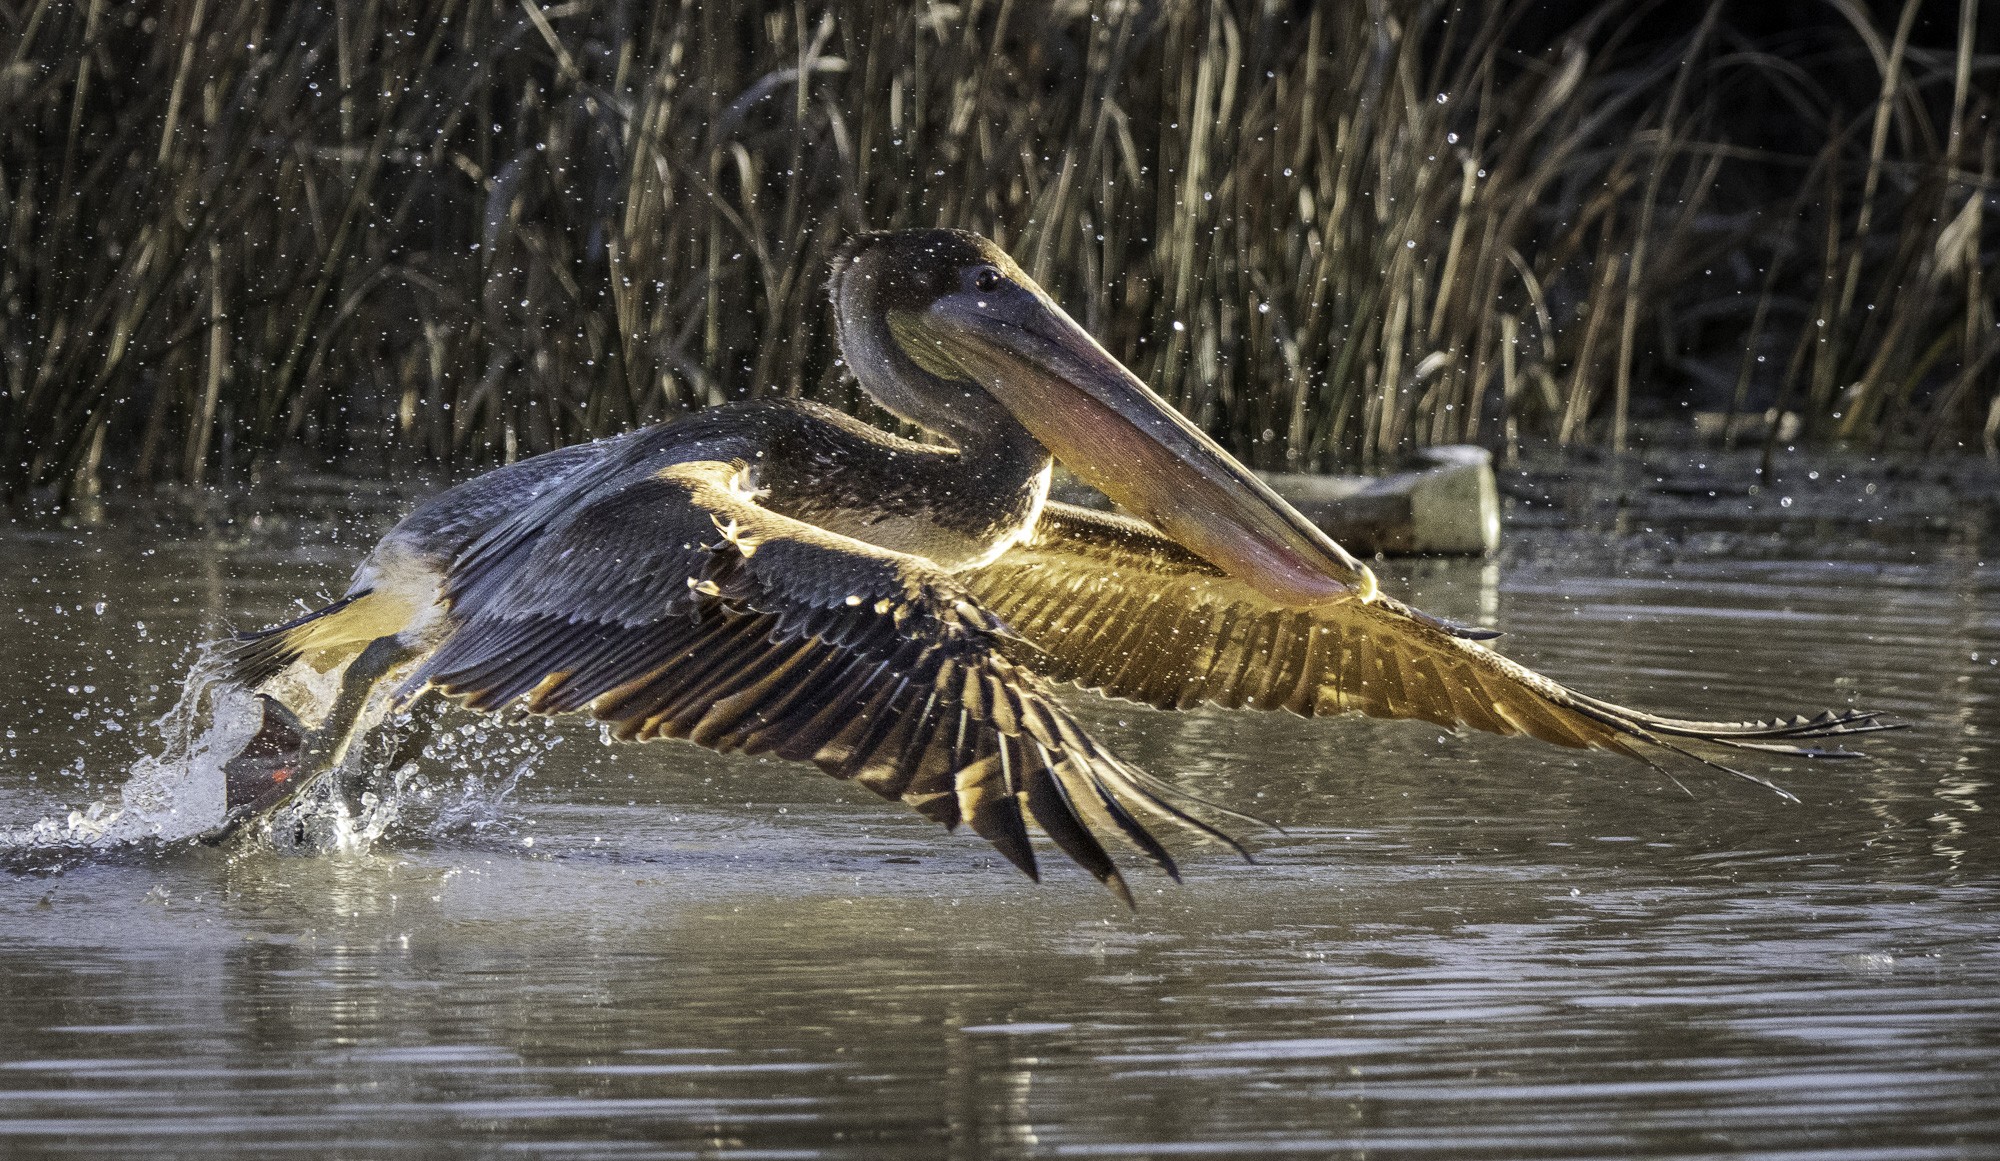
[[2, 490, 1995, 1158]]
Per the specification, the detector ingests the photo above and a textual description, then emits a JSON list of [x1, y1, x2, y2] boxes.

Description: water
[[2, 492, 1996, 1158]]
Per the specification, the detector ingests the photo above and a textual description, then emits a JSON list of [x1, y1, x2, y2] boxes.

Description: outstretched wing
[[405, 460, 1238, 903], [961, 503, 1886, 785]]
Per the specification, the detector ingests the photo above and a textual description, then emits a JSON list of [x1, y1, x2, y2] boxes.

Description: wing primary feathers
[[1563, 695, 1895, 752], [1063, 748, 1182, 883], [1021, 749, 1133, 908], [956, 752, 1039, 880], [1095, 757, 1263, 863], [1628, 739, 1801, 804]]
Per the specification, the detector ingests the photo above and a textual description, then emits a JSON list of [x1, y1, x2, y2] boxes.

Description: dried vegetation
[[2, 0, 1994, 504]]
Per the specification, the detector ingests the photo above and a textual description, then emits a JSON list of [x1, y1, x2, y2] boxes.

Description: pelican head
[[832, 228, 1375, 608]]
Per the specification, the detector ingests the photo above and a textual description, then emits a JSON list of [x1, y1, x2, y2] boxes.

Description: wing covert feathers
[[405, 461, 1238, 904], [963, 504, 1890, 790]]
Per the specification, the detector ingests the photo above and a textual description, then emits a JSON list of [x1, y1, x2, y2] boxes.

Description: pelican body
[[214, 230, 1882, 902]]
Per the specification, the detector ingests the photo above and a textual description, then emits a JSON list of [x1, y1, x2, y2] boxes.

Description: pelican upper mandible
[[210, 229, 1886, 904]]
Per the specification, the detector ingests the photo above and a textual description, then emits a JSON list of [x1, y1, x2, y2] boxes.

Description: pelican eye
[[973, 266, 1002, 292]]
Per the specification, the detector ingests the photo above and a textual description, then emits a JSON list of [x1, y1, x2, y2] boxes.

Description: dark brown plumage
[[212, 229, 1886, 898]]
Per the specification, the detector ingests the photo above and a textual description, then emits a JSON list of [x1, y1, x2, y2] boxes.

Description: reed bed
[[2, 0, 1994, 504]]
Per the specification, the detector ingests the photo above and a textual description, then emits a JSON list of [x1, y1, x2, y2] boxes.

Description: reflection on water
[[1, 497, 1996, 1158]]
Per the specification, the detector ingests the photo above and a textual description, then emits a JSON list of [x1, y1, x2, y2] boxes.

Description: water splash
[[402, 717, 560, 840], [429, 757, 535, 837], [252, 754, 413, 856], [258, 716, 550, 849], [1, 650, 341, 858], [1, 654, 250, 854], [3, 646, 564, 866]]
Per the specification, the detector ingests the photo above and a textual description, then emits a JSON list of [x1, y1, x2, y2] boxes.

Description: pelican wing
[[406, 460, 1233, 903], [962, 503, 1885, 776]]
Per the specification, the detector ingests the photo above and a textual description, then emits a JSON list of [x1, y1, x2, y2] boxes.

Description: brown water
[[2, 493, 1996, 1158]]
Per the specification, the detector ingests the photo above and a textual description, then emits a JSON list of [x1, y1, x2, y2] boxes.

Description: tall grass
[[2, 0, 1994, 504]]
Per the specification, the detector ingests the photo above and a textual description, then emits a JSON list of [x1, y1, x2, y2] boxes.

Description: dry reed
[[2, 0, 1994, 505]]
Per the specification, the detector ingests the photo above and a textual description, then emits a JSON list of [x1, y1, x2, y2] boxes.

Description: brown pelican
[[211, 229, 1882, 902]]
